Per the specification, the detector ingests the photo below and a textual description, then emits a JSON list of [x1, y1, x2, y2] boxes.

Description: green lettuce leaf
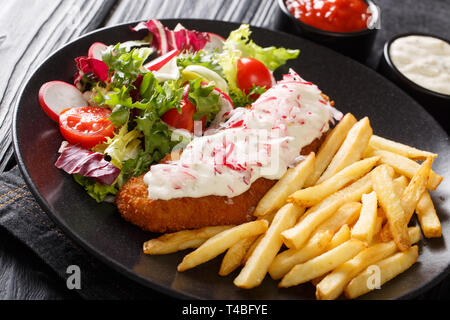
[[224, 24, 299, 71], [121, 150, 154, 178], [73, 174, 118, 203], [188, 78, 220, 123], [230, 85, 267, 109], [135, 111, 179, 162]]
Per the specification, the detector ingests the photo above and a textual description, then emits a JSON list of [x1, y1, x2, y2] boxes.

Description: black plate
[[13, 19, 450, 300]]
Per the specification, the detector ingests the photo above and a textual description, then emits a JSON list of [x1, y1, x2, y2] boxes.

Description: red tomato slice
[[236, 57, 272, 95], [59, 107, 115, 149]]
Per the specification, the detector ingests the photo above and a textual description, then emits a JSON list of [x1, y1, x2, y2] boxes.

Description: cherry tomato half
[[236, 57, 272, 94], [162, 85, 207, 133], [59, 106, 115, 149], [162, 98, 207, 132], [162, 98, 196, 132]]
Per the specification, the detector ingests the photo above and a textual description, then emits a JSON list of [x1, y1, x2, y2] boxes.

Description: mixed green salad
[[39, 20, 299, 202]]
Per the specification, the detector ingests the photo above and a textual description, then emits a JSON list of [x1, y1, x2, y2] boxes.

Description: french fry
[[402, 157, 433, 223], [367, 149, 442, 190], [326, 224, 351, 250], [378, 223, 392, 243], [380, 157, 432, 241], [269, 231, 333, 280], [393, 175, 409, 198], [416, 191, 442, 238], [316, 227, 420, 300], [376, 175, 407, 240], [143, 225, 234, 255], [289, 157, 379, 207], [372, 165, 410, 251], [344, 245, 419, 299], [314, 202, 361, 236], [351, 191, 378, 244], [219, 235, 258, 276], [234, 204, 305, 288], [177, 220, 268, 272], [282, 172, 374, 249], [377, 207, 386, 224], [368, 135, 437, 160], [316, 117, 373, 184], [235, 214, 277, 267], [311, 274, 328, 287], [242, 235, 262, 264], [304, 113, 358, 187], [372, 216, 384, 244], [254, 153, 315, 216], [258, 212, 277, 225], [279, 239, 366, 287]]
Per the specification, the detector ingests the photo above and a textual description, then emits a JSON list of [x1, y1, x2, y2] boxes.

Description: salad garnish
[[40, 19, 300, 202]]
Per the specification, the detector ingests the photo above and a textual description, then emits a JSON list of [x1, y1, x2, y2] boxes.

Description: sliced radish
[[214, 87, 234, 109], [88, 42, 108, 60], [209, 88, 234, 128], [151, 56, 180, 82], [39, 81, 88, 122], [203, 33, 225, 52], [144, 49, 179, 71]]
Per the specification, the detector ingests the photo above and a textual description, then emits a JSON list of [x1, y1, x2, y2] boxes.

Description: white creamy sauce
[[389, 35, 450, 95], [144, 70, 341, 200]]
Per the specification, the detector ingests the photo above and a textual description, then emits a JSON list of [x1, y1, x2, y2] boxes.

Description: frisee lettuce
[[102, 44, 152, 87], [188, 78, 220, 123], [177, 51, 224, 77], [94, 125, 143, 169]]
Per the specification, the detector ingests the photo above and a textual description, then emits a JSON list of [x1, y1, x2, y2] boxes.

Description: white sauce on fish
[[390, 35, 450, 95], [144, 70, 341, 200]]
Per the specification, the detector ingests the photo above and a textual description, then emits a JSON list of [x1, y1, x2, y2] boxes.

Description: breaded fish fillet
[[116, 136, 324, 233]]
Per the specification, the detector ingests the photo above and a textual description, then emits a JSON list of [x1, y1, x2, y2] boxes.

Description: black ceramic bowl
[[276, 0, 380, 62], [378, 33, 450, 128]]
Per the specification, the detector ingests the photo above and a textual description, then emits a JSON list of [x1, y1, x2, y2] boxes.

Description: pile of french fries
[[143, 113, 444, 300]]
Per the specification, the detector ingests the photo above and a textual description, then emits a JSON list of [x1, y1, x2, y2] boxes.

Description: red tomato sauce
[[285, 0, 371, 33]]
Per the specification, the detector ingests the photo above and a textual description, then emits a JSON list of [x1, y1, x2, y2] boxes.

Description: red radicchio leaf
[[129, 74, 143, 102], [55, 144, 120, 185], [132, 19, 210, 55], [75, 57, 109, 82]]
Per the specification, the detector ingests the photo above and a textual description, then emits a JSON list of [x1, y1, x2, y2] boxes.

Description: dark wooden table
[[1, 0, 449, 300]]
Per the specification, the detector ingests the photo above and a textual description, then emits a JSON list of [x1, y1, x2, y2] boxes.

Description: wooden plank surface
[[105, 0, 279, 28], [0, 0, 116, 172]]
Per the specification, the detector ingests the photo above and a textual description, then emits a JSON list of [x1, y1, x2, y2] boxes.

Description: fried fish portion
[[116, 136, 324, 233]]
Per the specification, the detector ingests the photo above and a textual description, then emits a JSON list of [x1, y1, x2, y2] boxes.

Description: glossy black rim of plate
[[12, 19, 450, 300]]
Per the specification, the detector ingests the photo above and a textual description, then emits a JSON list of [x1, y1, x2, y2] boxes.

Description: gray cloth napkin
[[0, 166, 166, 300]]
